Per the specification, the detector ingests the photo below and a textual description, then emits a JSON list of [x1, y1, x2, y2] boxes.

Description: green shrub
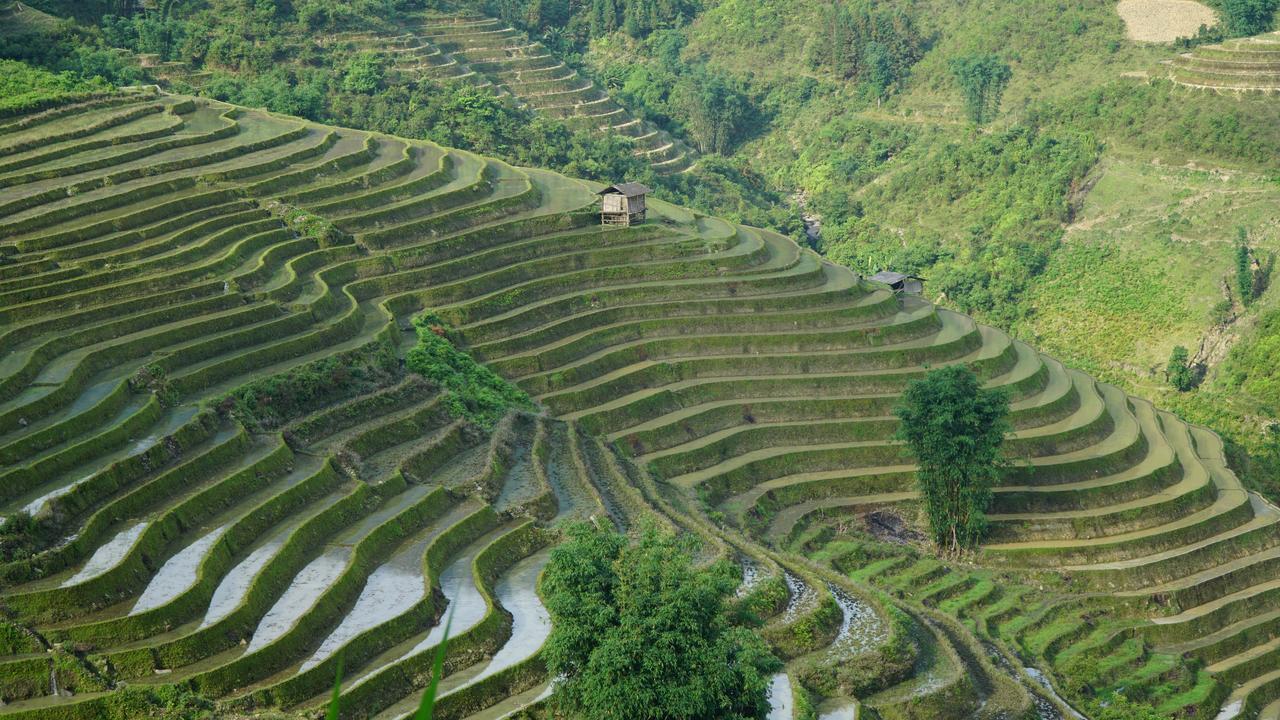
[[406, 312, 534, 429], [220, 335, 399, 431], [341, 51, 384, 95], [0, 59, 112, 116], [1167, 346, 1197, 392], [0, 512, 61, 565], [263, 200, 352, 247], [542, 522, 780, 720], [1087, 692, 1172, 720], [0, 621, 43, 655], [128, 364, 179, 407]]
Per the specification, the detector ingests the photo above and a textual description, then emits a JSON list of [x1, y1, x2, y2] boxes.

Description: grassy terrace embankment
[[0, 90, 1274, 720], [1171, 30, 1280, 91]]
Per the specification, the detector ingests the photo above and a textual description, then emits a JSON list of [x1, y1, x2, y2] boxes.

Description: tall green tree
[[863, 41, 895, 101], [1218, 0, 1278, 36], [949, 53, 1011, 125], [895, 365, 1009, 556], [493, 0, 695, 43], [341, 51, 385, 95], [673, 70, 754, 154], [1237, 227, 1255, 306], [1167, 345, 1196, 391], [542, 523, 779, 720]]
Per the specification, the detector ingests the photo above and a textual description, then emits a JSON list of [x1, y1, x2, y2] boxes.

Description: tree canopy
[[806, 0, 928, 96], [1167, 346, 1196, 392], [0, 59, 112, 116], [542, 522, 779, 720], [895, 365, 1010, 556], [672, 69, 755, 154], [1215, 0, 1278, 36], [488, 0, 699, 44], [949, 53, 1012, 125]]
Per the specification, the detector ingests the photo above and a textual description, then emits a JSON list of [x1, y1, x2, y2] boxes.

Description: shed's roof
[[597, 182, 651, 197], [869, 271, 925, 285], [870, 271, 907, 284]]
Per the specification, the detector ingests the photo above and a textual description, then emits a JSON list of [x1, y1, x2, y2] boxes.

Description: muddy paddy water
[[61, 521, 148, 587], [130, 524, 229, 615], [301, 502, 481, 671], [827, 582, 887, 656], [767, 673, 794, 720]]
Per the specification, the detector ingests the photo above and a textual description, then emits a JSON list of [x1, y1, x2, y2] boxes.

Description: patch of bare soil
[[865, 510, 925, 546], [1117, 0, 1218, 42]]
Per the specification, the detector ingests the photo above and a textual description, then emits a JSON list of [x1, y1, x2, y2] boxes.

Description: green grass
[[0, 1, 63, 38], [1019, 153, 1280, 465], [0, 59, 112, 116], [1029, 154, 1276, 326]]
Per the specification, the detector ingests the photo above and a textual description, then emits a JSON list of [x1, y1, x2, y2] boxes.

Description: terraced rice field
[[0, 88, 1277, 720], [0, 2, 62, 39], [318, 11, 697, 175], [1171, 30, 1280, 91]]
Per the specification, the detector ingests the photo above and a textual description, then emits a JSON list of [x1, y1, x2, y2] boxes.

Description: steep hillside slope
[[0, 2, 62, 39], [0, 91, 1277, 720], [637, 0, 1280, 500], [178, 8, 697, 175], [394, 12, 697, 174]]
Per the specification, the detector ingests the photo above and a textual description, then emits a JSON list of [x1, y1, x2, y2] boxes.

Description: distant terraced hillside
[[1172, 31, 1280, 91], [322, 11, 697, 175], [0, 2, 61, 38], [0, 90, 1277, 720]]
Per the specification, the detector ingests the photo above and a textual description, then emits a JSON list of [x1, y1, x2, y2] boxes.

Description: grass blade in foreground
[[327, 657, 344, 720], [416, 600, 457, 720], [324, 601, 455, 719]]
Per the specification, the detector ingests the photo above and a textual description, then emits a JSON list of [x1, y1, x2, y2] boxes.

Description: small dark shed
[[870, 271, 925, 294], [598, 182, 650, 226]]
